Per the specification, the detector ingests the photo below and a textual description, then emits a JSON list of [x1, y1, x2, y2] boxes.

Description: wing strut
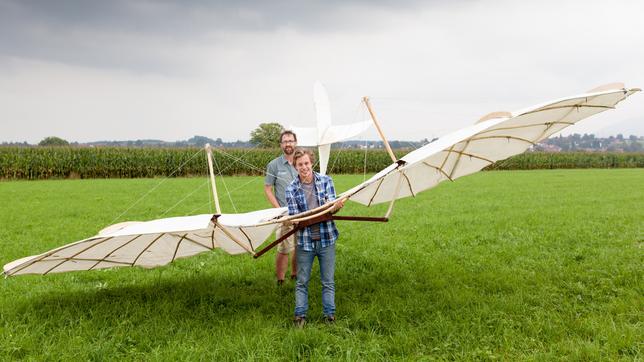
[[363, 97, 397, 163], [205, 144, 222, 214]]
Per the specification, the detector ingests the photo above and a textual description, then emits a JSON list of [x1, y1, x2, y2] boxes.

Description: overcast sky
[[0, 0, 642, 144]]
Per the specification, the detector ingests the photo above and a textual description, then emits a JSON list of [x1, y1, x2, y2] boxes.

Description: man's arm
[[263, 161, 281, 208], [264, 184, 281, 208], [285, 187, 300, 216], [325, 176, 345, 212]]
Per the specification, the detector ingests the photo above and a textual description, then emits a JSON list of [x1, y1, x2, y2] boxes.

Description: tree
[[187, 135, 218, 147], [250, 122, 284, 148], [38, 136, 69, 147]]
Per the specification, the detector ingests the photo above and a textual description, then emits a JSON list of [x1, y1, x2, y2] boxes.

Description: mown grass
[[0, 169, 642, 360]]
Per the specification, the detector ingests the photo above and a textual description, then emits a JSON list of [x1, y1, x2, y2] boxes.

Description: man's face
[[295, 154, 313, 181], [280, 134, 296, 155]]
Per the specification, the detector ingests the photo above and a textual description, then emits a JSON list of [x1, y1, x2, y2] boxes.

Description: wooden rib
[[469, 135, 536, 145], [444, 150, 494, 164], [170, 234, 188, 263], [181, 235, 214, 250], [421, 162, 453, 181], [385, 173, 404, 218], [367, 177, 386, 207], [331, 216, 388, 222], [533, 121, 556, 144], [211, 229, 215, 249], [448, 139, 472, 179], [43, 257, 132, 265], [88, 234, 142, 271], [41, 237, 118, 275], [534, 98, 589, 142], [238, 227, 254, 252], [439, 145, 455, 171], [131, 233, 166, 266], [520, 104, 613, 116], [216, 223, 255, 254], [11, 236, 115, 276], [401, 172, 415, 197]]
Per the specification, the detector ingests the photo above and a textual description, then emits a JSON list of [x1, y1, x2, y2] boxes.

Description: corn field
[[0, 147, 641, 180]]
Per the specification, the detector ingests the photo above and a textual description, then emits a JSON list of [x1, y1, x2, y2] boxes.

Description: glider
[[3, 83, 639, 277]]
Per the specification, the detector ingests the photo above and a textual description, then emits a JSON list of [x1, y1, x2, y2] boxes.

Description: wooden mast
[[205, 144, 222, 214], [363, 96, 397, 163]]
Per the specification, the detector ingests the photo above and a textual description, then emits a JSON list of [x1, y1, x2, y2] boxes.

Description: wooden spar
[[253, 213, 388, 259], [204, 144, 222, 214], [363, 96, 397, 163], [384, 172, 404, 219]]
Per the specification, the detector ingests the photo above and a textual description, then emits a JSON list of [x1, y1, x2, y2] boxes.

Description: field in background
[[1, 147, 643, 179], [0, 170, 642, 359]]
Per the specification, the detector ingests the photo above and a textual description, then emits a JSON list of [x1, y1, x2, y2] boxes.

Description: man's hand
[[330, 198, 346, 213]]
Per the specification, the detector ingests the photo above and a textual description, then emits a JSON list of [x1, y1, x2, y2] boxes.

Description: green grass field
[[0, 170, 642, 360]]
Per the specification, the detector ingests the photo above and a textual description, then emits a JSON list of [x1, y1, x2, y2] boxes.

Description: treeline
[[538, 133, 642, 152], [0, 147, 642, 180]]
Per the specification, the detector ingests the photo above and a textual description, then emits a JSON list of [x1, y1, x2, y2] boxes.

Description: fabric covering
[[4, 208, 287, 276], [340, 86, 640, 205]]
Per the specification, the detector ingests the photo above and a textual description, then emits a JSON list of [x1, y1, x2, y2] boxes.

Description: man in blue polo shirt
[[264, 130, 298, 285]]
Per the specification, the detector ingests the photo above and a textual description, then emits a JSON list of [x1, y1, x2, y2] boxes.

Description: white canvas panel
[[104, 214, 213, 237]]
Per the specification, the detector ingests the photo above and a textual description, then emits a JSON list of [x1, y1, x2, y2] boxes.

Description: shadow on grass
[[10, 251, 443, 330]]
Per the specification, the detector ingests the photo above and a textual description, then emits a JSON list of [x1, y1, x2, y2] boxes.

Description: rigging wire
[[362, 104, 370, 181], [211, 147, 238, 213], [108, 148, 204, 225], [186, 175, 264, 215], [160, 179, 211, 217]]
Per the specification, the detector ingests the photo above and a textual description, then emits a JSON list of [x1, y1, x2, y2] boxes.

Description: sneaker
[[293, 316, 306, 328], [324, 315, 336, 324]]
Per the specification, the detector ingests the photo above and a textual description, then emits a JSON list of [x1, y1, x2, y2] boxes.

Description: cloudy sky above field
[[0, 0, 642, 143]]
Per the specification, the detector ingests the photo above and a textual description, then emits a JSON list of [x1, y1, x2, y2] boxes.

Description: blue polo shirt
[[265, 154, 297, 207]]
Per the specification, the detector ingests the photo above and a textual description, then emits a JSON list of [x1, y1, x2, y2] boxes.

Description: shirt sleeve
[[285, 186, 299, 216], [325, 176, 337, 202], [264, 160, 276, 186]]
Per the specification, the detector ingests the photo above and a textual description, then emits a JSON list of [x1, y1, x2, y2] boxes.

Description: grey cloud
[[0, 0, 436, 73]]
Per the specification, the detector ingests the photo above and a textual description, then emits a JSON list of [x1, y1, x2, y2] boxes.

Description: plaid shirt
[[285, 172, 339, 251]]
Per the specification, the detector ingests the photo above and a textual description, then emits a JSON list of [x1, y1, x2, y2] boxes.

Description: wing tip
[[586, 82, 625, 93], [476, 111, 512, 124]]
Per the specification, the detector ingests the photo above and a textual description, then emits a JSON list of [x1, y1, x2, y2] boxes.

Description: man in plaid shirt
[[286, 148, 345, 327]]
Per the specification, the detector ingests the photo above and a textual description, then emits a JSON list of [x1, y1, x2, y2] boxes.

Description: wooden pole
[[363, 96, 397, 163], [253, 214, 388, 259], [205, 144, 221, 214]]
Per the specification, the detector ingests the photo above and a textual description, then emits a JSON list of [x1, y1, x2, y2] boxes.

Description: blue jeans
[[294, 241, 335, 317]]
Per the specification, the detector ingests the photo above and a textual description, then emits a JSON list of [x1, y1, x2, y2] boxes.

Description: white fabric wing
[[3, 208, 287, 276], [342, 86, 639, 206]]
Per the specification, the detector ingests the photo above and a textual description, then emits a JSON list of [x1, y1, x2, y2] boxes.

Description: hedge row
[[0, 147, 641, 180]]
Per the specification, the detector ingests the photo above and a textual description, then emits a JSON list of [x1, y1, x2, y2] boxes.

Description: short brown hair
[[279, 130, 297, 144], [293, 148, 316, 165]]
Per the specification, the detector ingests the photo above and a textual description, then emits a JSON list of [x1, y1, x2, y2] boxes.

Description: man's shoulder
[[314, 172, 333, 183], [267, 155, 283, 167], [285, 178, 299, 192]]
